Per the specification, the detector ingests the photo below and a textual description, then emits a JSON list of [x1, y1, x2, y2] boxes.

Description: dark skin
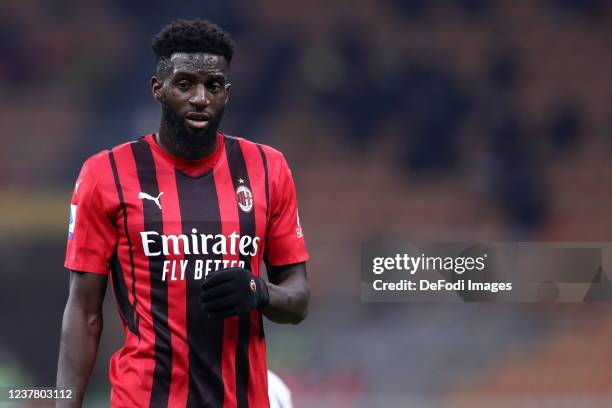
[[56, 272, 106, 407], [56, 52, 309, 407], [151, 52, 230, 160]]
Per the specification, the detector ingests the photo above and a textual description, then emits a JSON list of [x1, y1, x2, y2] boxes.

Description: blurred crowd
[[2, 1, 611, 236], [2, 0, 612, 406]]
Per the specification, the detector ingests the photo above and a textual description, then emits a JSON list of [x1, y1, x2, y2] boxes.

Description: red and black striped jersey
[[65, 132, 308, 408]]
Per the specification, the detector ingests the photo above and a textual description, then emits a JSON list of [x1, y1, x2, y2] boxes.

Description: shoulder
[[224, 135, 285, 161], [258, 143, 286, 167], [82, 138, 142, 171], [81, 149, 111, 171], [78, 139, 141, 192]]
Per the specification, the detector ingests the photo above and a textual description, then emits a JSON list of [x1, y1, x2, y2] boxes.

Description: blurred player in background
[[56, 19, 310, 408], [267, 371, 293, 408]]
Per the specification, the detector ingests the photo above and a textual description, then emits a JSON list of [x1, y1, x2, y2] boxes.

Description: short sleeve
[[64, 156, 118, 275], [264, 154, 309, 266]]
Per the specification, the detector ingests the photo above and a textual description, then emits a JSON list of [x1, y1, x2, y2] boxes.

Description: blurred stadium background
[[1, 0, 612, 407]]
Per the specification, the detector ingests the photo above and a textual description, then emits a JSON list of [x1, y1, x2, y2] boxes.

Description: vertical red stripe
[[107, 151, 138, 334], [248, 311, 267, 406], [110, 143, 156, 407], [153, 155, 189, 408], [109, 150, 136, 311], [214, 151, 240, 408], [240, 140, 270, 407]]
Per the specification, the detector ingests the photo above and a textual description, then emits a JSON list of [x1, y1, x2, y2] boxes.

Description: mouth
[[184, 112, 210, 129]]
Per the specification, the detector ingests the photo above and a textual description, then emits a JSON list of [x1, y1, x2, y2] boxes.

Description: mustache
[[161, 103, 224, 145]]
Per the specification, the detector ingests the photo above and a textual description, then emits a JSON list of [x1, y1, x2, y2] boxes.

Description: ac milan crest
[[236, 185, 253, 213]]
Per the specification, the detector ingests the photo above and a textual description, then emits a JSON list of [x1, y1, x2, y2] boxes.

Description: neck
[[157, 119, 218, 160]]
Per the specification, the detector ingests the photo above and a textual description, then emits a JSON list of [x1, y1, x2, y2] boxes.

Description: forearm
[[56, 302, 103, 407], [262, 266, 310, 324]]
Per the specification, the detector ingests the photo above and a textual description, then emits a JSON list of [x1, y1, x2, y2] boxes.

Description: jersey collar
[[144, 132, 225, 177]]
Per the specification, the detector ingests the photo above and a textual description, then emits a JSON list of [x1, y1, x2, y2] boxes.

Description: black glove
[[200, 267, 270, 319]]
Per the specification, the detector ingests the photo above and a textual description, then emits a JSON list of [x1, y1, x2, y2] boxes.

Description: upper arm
[[66, 270, 108, 314], [264, 152, 309, 266], [64, 153, 118, 275], [267, 262, 308, 288]]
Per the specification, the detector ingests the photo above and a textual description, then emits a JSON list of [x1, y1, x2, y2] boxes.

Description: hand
[[200, 267, 269, 319]]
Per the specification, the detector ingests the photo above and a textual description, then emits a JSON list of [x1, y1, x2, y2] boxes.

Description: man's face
[[151, 52, 230, 149]]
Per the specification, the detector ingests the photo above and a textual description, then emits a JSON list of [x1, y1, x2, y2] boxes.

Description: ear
[[224, 82, 231, 104], [151, 76, 163, 102]]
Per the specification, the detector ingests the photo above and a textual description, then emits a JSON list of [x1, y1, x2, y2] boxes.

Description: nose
[[189, 84, 210, 108]]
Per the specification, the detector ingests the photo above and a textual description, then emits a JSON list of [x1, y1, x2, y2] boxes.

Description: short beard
[[161, 102, 224, 157]]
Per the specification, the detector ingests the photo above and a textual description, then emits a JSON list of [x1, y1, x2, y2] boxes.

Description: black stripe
[[176, 170, 225, 408], [109, 254, 139, 335], [256, 144, 270, 229], [224, 137, 256, 408], [131, 141, 171, 408], [109, 151, 139, 336], [255, 145, 269, 340]]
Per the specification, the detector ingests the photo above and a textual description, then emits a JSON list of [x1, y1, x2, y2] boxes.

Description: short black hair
[[152, 19, 235, 66]]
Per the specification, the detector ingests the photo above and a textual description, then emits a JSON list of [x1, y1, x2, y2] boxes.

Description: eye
[[208, 82, 223, 94], [177, 81, 192, 90]]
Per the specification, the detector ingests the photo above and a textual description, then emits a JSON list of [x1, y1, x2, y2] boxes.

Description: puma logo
[[138, 191, 163, 210]]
